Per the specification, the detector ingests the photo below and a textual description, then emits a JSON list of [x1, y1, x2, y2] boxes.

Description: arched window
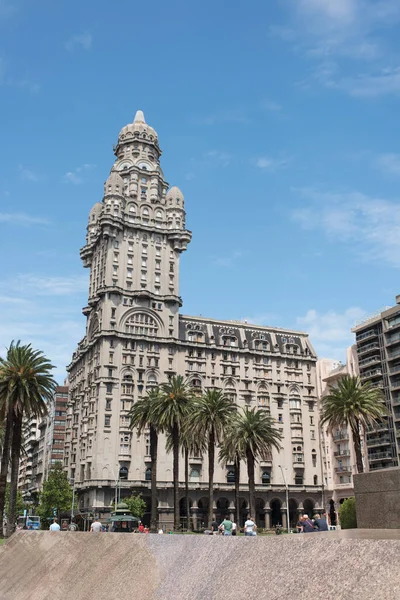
[[187, 330, 203, 343], [143, 208, 149, 217], [121, 374, 133, 395], [262, 471, 271, 486], [313, 475, 318, 485], [125, 313, 158, 337], [147, 373, 157, 386], [222, 335, 237, 347], [145, 467, 151, 481], [227, 470, 235, 484], [156, 210, 163, 219], [191, 378, 202, 389], [119, 466, 128, 480]]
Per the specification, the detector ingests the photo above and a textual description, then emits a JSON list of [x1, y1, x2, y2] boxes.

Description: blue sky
[[1, 0, 400, 381]]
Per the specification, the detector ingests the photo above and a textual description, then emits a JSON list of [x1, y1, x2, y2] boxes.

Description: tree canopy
[[37, 463, 73, 521]]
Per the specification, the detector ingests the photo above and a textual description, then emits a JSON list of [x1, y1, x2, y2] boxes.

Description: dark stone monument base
[[354, 466, 400, 529]]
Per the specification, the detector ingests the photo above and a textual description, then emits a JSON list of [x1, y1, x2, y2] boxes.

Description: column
[[264, 508, 271, 530], [280, 509, 287, 529]]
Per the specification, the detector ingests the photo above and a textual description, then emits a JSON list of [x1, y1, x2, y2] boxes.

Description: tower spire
[[134, 109, 145, 123]]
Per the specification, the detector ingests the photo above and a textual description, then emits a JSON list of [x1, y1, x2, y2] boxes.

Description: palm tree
[[219, 430, 242, 526], [129, 388, 160, 532], [229, 407, 282, 520], [152, 376, 193, 530], [320, 375, 387, 473], [189, 389, 236, 526], [0, 341, 56, 537]]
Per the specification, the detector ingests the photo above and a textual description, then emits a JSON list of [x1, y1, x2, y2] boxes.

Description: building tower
[[66, 112, 323, 529]]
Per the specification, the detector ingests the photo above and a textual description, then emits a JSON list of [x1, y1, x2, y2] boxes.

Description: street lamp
[[278, 465, 290, 534], [70, 478, 76, 520]]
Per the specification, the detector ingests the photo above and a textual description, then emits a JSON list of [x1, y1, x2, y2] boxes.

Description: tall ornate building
[[65, 111, 323, 529]]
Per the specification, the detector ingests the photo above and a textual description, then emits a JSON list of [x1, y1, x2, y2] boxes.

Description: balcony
[[334, 450, 351, 457], [389, 364, 400, 375], [360, 368, 382, 379], [356, 329, 378, 342], [386, 333, 400, 347], [368, 451, 393, 461], [391, 379, 400, 390], [387, 348, 400, 361], [367, 422, 389, 432], [335, 466, 352, 473], [333, 431, 349, 441], [366, 435, 392, 447], [358, 342, 380, 356], [358, 355, 381, 368]]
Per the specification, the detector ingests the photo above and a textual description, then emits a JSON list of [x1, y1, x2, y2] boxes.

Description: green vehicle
[[109, 503, 139, 533]]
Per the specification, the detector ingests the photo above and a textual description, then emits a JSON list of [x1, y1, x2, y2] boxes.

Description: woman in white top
[[244, 516, 257, 536]]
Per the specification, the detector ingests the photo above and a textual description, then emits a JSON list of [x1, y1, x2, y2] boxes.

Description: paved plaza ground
[[0, 530, 399, 599]]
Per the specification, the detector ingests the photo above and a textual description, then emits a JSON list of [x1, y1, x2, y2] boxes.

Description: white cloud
[[343, 67, 400, 96], [63, 163, 96, 184], [256, 156, 289, 171], [298, 0, 358, 23], [211, 250, 242, 268], [0, 274, 88, 382], [0, 212, 49, 226], [291, 186, 400, 267], [374, 153, 400, 176], [18, 165, 40, 182], [296, 307, 365, 360], [204, 150, 232, 167], [65, 32, 93, 52]]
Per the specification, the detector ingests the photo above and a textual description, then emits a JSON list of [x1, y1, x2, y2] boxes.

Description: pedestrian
[[144, 526, 149, 534], [90, 517, 102, 533], [231, 521, 237, 536], [220, 515, 233, 536], [139, 522, 145, 533], [244, 515, 257, 537], [302, 514, 315, 533], [297, 515, 304, 533], [49, 518, 61, 531], [211, 519, 219, 535], [314, 513, 329, 532], [158, 528, 164, 534]]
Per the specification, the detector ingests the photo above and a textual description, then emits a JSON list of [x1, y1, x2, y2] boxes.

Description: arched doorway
[[288, 498, 299, 528], [270, 498, 282, 527], [179, 497, 193, 531], [255, 498, 265, 527], [303, 498, 315, 517], [215, 497, 230, 523], [197, 497, 209, 528], [239, 497, 248, 527]]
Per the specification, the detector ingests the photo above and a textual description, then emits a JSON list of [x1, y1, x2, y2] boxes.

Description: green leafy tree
[[5, 485, 27, 516], [0, 341, 56, 537], [37, 463, 73, 525], [320, 375, 387, 473], [225, 408, 282, 520], [339, 497, 357, 529], [124, 493, 147, 519], [152, 376, 194, 530], [189, 389, 237, 527], [129, 389, 160, 532]]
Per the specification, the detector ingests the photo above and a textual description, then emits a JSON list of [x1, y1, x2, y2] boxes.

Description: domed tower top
[[116, 110, 161, 158], [104, 170, 125, 197], [166, 186, 184, 207]]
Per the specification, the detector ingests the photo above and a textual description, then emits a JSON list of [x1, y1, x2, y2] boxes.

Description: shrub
[[339, 497, 357, 529]]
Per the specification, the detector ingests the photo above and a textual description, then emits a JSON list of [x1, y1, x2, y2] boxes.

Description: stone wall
[[354, 467, 400, 529]]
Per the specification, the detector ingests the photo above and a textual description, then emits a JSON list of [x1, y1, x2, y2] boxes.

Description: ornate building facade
[[65, 111, 324, 529]]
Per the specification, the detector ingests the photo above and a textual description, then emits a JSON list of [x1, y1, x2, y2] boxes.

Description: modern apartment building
[[352, 300, 400, 471], [20, 386, 69, 502], [65, 111, 325, 529], [317, 347, 361, 507]]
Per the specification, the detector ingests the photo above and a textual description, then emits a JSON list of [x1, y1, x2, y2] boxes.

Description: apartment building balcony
[[366, 435, 392, 447], [390, 379, 400, 391], [385, 333, 400, 347], [360, 368, 382, 380], [333, 431, 349, 441], [369, 462, 396, 470], [389, 364, 400, 375], [387, 348, 400, 362], [357, 342, 380, 356], [358, 355, 381, 368], [356, 329, 378, 342], [387, 319, 400, 333], [334, 450, 351, 457], [335, 466, 352, 473], [368, 451, 393, 462], [367, 422, 389, 432]]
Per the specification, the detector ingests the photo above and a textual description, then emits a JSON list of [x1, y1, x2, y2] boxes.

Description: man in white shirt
[[49, 518, 60, 531], [90, 518, 102, 533], [244, 516, 257, 536], [231, 521, 237, 536]]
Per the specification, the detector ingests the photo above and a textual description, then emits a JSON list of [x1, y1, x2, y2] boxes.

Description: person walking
[[90, 517, 102, 533], [314, 513, 329, 531], [231, 521, 237, 536], [49, 518, 60, 531], [244, 515, 257, 536], [220, 515, 233, 536]]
